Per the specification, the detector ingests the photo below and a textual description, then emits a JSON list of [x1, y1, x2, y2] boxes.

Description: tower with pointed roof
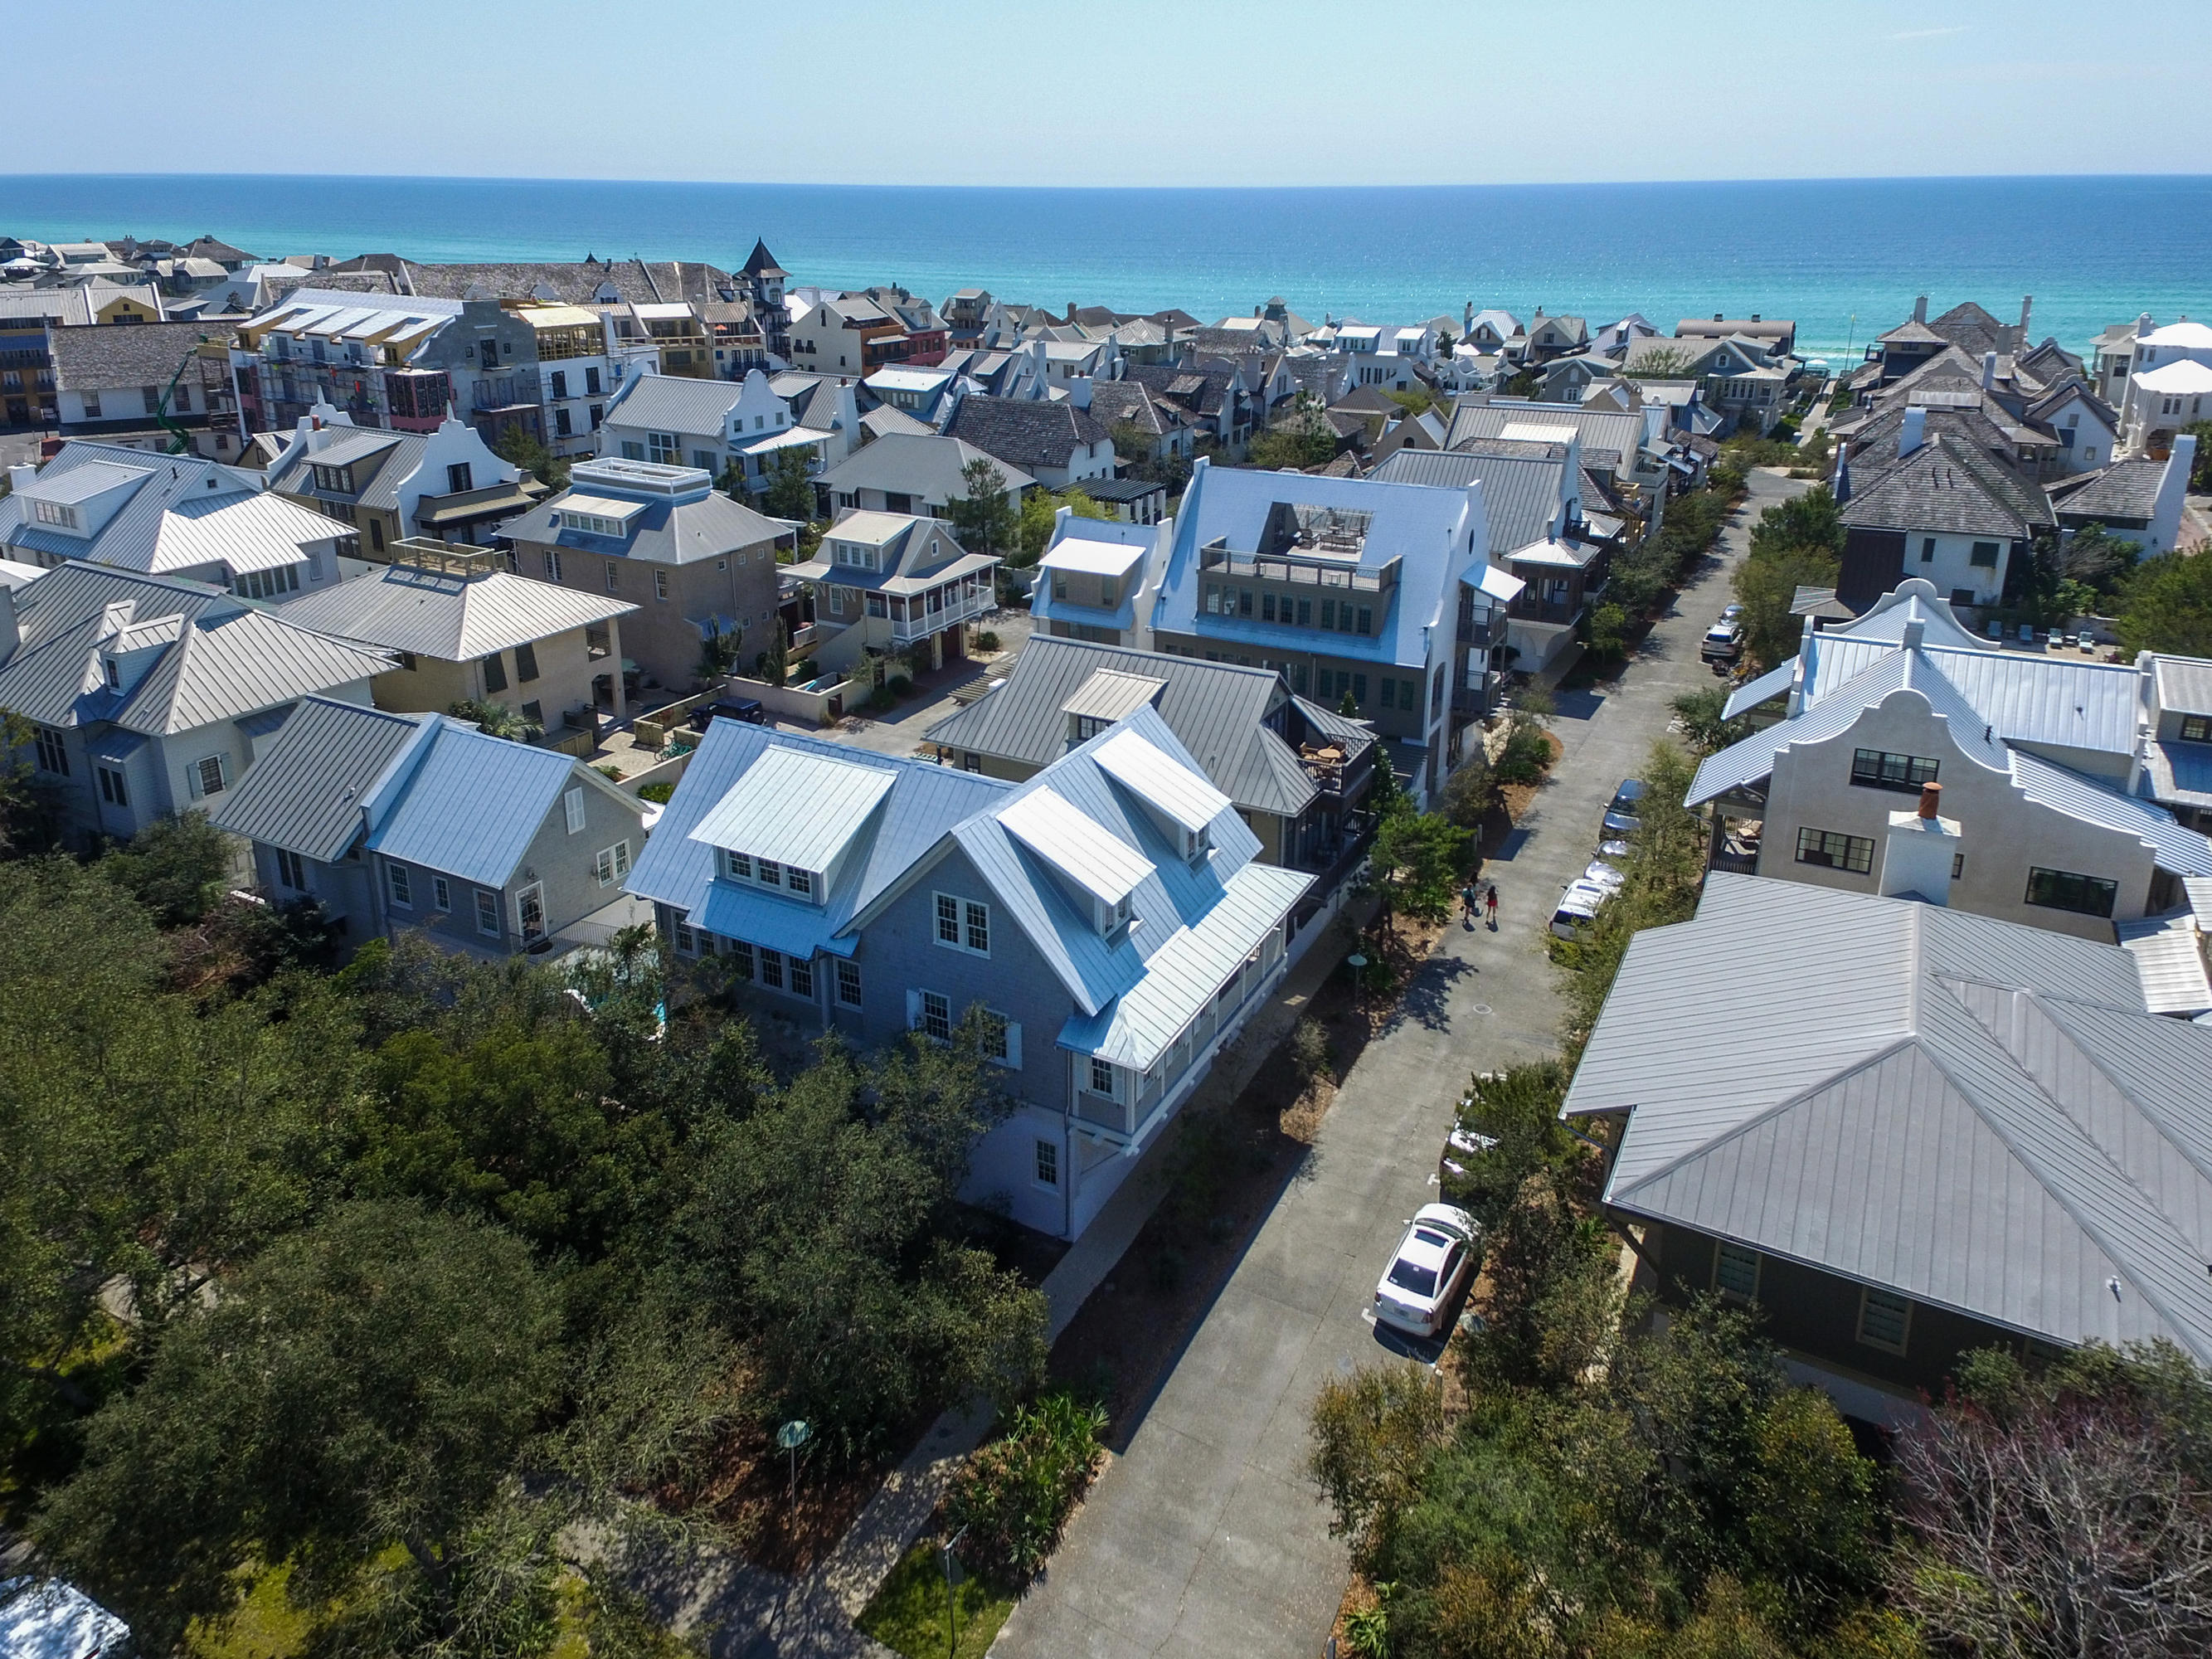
[[739, 240, 789, 356]]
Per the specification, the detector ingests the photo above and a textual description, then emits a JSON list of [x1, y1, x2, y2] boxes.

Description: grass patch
[[187, 1563, 315, 1659], [856, 1536, 1014, 1659]]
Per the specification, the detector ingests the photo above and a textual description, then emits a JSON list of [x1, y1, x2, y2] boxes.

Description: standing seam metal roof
[[207, 696, 432, 861]]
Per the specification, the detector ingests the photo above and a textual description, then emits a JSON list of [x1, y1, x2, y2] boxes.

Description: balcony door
[[516, 883, 545, 944]]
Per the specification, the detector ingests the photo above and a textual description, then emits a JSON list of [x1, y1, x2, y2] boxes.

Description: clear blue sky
[[18, 0, 2211, 187]]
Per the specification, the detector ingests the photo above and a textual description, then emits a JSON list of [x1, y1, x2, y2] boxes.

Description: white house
[[600, 369, 830, 490]]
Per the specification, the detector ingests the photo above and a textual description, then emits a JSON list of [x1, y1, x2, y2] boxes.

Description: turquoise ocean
[[2, 173, 2209, 367]]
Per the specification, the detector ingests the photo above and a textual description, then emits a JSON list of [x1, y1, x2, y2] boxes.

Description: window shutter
[[1004, 1023, 1023, 1070], [905, 990, 922, 1029], [564, 786, 586, 834]]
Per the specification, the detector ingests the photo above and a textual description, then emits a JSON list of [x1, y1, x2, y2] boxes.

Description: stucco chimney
[[2138, 312, 2155, 338], [1899, 406, 1927, 459], [1831, 440, 1851, 505], [1902, 617, 1925, 650], [1464, 301, 1474, 334], [2018, 295, 2033, 343], [1913, 295, 1928, 324], [6, 463, 33, 495], [1981, 351, 1998, 390], [1879, 783, 1960, 905]]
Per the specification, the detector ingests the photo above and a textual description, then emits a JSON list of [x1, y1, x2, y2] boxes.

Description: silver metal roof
[[1062, 670, 1166, 724], [999, 786, 1155, 904], [209, 696, 430, 862], [685, 745, 897, 873], [2117, 910, 2212, 1016], [275, 564, 637, 660], [600, 373, 749, 437], [2010, 747, 2212, 874], [1568, 872, 2212, 1362], [1093, 727, 1232, 834], [2154, 654, 2212, 720], [1721, 658, 1796, 720]]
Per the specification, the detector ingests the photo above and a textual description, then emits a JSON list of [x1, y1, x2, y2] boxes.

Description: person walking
[[1485, 882, 1500, 931], [1461, 882, 1480, 928]]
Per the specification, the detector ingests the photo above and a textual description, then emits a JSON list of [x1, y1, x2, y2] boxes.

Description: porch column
[[605, 615, 627, 718]]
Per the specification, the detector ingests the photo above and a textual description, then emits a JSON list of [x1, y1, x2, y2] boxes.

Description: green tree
[[1624, 345, 1694, 381], [759, 445, 819, 521], [494, 425, 567, 491], [756, 618, 790, 688], [2185, 420, 2212, 490], [944, 456, 1018, 560], [2116, 545, 2212, 656], [34, 1203, 564, 1655], [96, 810, 232, 928], [1247, 396, 1337, 470], [679, 1018, 1046, 1461], [1670, 686, 1751, 757], [1385, 385, 1441, 418], [1582, 601, 1631, 664], [1732, 484, 1844, 670], [1016, 485, 1111, 565], [1369, 810, 1471, 926]]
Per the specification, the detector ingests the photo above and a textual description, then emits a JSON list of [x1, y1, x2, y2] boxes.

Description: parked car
[[1721, 602, 1743, 620], [688, 696, 766, 731], [1602, 779, 1646, 836], [1550, 878, 1611, 940], [1597, 835, 1632, 862], [1373, 1204, 1480, 1338], [1700, 620, 1744, 667], [1582, 858, 1626, 893]]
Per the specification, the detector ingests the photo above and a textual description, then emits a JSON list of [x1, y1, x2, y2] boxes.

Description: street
[[989, 468, 1809, 1658]]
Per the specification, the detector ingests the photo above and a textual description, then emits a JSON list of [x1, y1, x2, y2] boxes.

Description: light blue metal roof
[[1804, 631, 2142, 757], [1721, 658, 1796, 720], [1151, 460, 1482, 672], [2010, 747, 2212, 875], [366, 722, 627, 888], [1093, 727, 1232, 833], [626, 721, 1012, 956], [686, 744, 897, 873]]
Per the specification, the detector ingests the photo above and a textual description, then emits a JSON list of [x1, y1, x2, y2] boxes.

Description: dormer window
[[725, 849, 751, 879], [30, 500, 78, 530], [310, 465, 356, 494], [103, 659, 119, 688], [757, 859, 782, 887]]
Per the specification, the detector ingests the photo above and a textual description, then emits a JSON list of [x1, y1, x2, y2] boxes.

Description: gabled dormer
[[686, 746, 897, 909], [999, 785, 1151, 945], [99, 614, 183, 699], [1092, 727, 1231, 869], [17, 461, 148, 543], [1060, 669, 1165, 749]]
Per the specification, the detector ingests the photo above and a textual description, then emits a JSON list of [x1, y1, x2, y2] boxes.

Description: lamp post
[[941, 1525, 968, 1656], [775, 1419, 813, 1515], [1346, 951, 1368, 1017]]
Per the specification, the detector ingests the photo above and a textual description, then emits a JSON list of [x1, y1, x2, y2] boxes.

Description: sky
[[14, 0, 2212, 188]]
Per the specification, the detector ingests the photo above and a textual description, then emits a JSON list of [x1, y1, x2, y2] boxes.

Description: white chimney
[[1899, 406, 1927, 459], [1981, 351, 1997, 390], [2018, 295, 2034, 345], [1902, 617, 1925, 651], [1913, 295, 1928, 324], [2138, 312, 2155, 338], [1880, 783, 1961, 905], [7, 463, 34, 495], [1070, 375, 1092, 410]]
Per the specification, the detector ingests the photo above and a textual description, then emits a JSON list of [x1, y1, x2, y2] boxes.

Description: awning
[[1722, 659, 1796, 720], [697, 880, 856, 960], [1469, 564, 1525, 602], [421, 485, 541, 526], [2118, 911, 2212, 1017]]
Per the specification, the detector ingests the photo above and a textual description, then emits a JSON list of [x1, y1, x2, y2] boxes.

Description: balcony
[[885, 580, 992, 645], [1199, 543, 1387, 591], [1297, 735, 1371, 799]]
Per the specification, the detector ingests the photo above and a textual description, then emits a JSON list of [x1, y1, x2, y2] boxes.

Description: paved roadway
[[989, 469, 1810, 1658]]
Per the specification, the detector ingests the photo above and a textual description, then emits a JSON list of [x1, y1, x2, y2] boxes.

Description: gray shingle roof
[[502, 482, 785, 567], [2049, 458, 2164, 523], [944, 395, 1110, 470], [1368, 447, 1565, 556], [1840, 434, 2051, 538], [274, 564, 637, 660], [922, 635, 1330, 817], [1567, 871, 2212, 1362], [210, 695, 430, 860], [46, 319, 211, 391]]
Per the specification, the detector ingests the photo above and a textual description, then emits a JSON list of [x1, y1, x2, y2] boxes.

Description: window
[[2182, 715, 2212, 743], [621, 441, 644, 460], [1087, 1055, 1116, 1097], [387, 864, 412, 907], [654, 569, 669, 601], [1356, 606, 1373, 635], [589, 403, 604, 430], [1034, 1138, 1059, 1187], [96, 765, 128, 806], [474, 890, 500, 935], [482, 652, 508, 693], [673, 917, 697, 954], [936, 893, 960, 946], [1714, 1242, 1762, 1299], [1379, 679, 1396, 710], [965, 899, 989, 953], [1795, 827, 1874, 874], [1352, 674, 1368, 704], [921, 990, 951, 1042], [555, 407, 572, 436], [789, 955, 814, 998], [194, 753, 226, 796], [2025, 866, 2118, 917], [29, 499, 78, 530], [555, 786, 583, 836], [446, 462, 474, 494], [788, 866, 816, 898], [543, 551, 562, 581], [32, 726, 67, 776], [728, 940, 755, 980], [836, 959, 863, 1007], [725, 849, 752, 879], [691, 450, 716, 473], [236, 565, 300, 600], [1969, 541, 2001, 568], [867, 593, 887, 617], [758, 946, 783, 990], [757, 859, 781, 887], [549, 372, 567, 400], [275, 847, 305, 890], [1920, 537, 1936, 564], [1857, 1287, 1912, 1355], [647, 432, 678, 465], [369, 519, 384, 552], [1952, 852, 1966, 879], [605, 560, 622, 593], [595, 841, 630, 885], [82, 392, 101, 419], [1850, 748, 1938, 793], [586, 367, 602, 396]]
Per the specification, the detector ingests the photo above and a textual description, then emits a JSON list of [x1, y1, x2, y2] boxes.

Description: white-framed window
[[96, 765, 128, 806], [835, 958, 863, 1007], [387, 864, 412, 907], [1856, 1287, 1912, 1355], [787, 866, 813, 898], [543, 550, 563, 581], [475, 890, 500, 936], [758, 859, 782, 888], [1714, 1241, 1761, 1300], [934, 893, 989, 955], [1087, 1055, 1116, 1097], [595, 840, 631, 886], [32, 727, 68, 776], [1034, 1137, 1059, 1188], [564, 786, 586, 834], [274, 847, 306, 890], [921, 989, 951, 1042], [758, 946, 784, 990], [193, 753, 227, 796], [789, 954, 814, 998], [725, 849, 752, 879], [654, 569, 669, 601], [432, 875, 452, 911], [673, 917, 697, 954], [980, 1010, 1021, 1069]]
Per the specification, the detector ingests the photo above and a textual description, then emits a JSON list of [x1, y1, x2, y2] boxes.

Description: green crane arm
[[154, 334, 211, 455]]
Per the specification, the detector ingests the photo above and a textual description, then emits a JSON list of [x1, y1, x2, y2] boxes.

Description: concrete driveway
[[989, 469, 1808, 1659]]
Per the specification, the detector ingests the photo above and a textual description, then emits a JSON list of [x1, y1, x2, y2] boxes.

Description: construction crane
[[153, 333, 210, 455]]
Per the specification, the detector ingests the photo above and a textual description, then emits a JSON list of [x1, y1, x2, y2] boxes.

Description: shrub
[[1291, 1017, 1333, 1089], [888, 674, 915, 699], [595, 763, 625, 781], [948, 1392, 1108, 1584], [1492, 723, 1553, 786], [868, 685, 897, 713], [975, 630, 1000, 653], [637, 781, 676, 805]]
